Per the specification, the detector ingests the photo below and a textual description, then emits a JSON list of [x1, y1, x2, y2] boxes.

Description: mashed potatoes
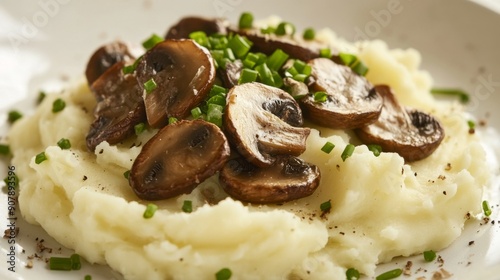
[[9, 27, 491, 279]]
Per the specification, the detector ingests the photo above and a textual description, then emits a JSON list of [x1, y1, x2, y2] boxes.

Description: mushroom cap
[[220, 155, 321, 204], [223, 82, 310, 167], [86, 61, 146, 151], [165, 16, 228, 39], [355, 85, 445, 162], [85, 41, 135, 86], [129, 119, 230, 200], [136, 39, 216, 128], [300, 58, 383, 129]]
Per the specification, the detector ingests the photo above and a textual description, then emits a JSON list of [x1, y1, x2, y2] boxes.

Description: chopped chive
[[314, 91, 328, 103], [52, 98, 66, 113], [209, 85, 227, 97], [215, 268, 232, 280], [207, 95, 226, 106], [242, 52, 260, 69], [239, 12, 253, 29], [320, 200, 332, 212], [143, 203, 158, 219], [168, 117, 178, 124], [0, 144, 10, 156], [467, 120, 476, 130], [319, 48, 331, 58], [292, 74, 307, 83], [367, 144, 382, 157], [134, 122, 146, 135], [189, 31, 210, 48], [142, 34, 163, 50], [8, 110, 23, 124], [182, 200, 193, 213], [341, 144, 355, 161], [275, 22, 295, 36], [423, 250, 436, 262], [122, 64, 136, 75], [49, 257, 72, 270], [144, 78, 157, 94], [57, 138, 71, 150], [255, 63, 275, 86], [123, 170, 130, 180], [483, 200, 492, 217], [303, 28, 315, 40], [321, 141, 335, 154], [339, 53, 358, 66], [261, 26, 276, 34], [351, 61, 369, 76], [37, 91, 46, 104], [84, 275, 92, 280], [266, 49, 289, 71], [271, 70, 283, 88], [285, 66, 299, 77], [191, 107, 203, 119], [228, 34, 252, 58], [431, 88, 470, 104], [254, 52, 268, 65], [223, 48, 236, 61], [35, 152, 47, 164], [70, 254, 81, 270], [207, 104, 224, 127], [238, 68, 259, 84], [375, 268, 402, 280], [293, 60, 307, 73], [346, 268, 360, 280]]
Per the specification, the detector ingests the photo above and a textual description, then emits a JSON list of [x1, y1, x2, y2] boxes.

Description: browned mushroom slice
[[135, 39, 216, 128], [85, 41, 135, 86], [129, 119, 230, 200], [300, 58, 383, 129], [220, 155, 320, 204], [218, 59, 244, 89], [224, 82, 310, 167], [165, 16, 228, 39], [355, 85, 445, 162], [86, 61, 146, 151]]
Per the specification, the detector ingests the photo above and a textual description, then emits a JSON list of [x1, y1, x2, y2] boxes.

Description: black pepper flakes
[[83, 175, 88, 181]]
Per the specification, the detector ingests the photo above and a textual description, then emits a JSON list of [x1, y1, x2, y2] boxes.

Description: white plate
[[1, 0, 499, 279]]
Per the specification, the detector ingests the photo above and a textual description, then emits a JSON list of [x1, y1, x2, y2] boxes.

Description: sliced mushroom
[[86, 61, 146, 151], [300, 58, 383, 129], [218, 59, 244, 89], [220, 155, 320, 203], [129, 119, 230, 200], [355, 85, 445, 162], [135, 39, 216, 128], [85, 41, 135, 86], [165, 16, 228, 39], [224, 82, 310, 167]]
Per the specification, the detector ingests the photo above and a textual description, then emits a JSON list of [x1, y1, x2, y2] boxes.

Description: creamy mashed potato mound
[[9, 26, 490, 279]]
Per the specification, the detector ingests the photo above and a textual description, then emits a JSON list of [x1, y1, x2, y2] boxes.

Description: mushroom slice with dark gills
[[129, 119, 230, 200], [220, 155, 320, 204], [355, 85, 445, 162], [135, 39, 216, 128], [86, 61, 146, 152], [224, 82, 310, 167], [300, 58, 383, 129], [165, 16, 228, 39], [85, 41, 135, 86]]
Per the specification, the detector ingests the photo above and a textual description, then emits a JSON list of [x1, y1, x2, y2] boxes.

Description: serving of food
[[2, 1, 500, 280]]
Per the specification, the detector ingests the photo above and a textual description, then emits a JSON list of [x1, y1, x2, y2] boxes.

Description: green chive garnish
[[122, 64, 136, 75], [303, 28, 315, 40], [483, 200, 492, 217], [351, 61, 369, 76], [314, 91, 328, 103], [375, 268, 402, 280], [319, 48, 331, 58], [35, 152, 47, 164], [70, 254, 81, 270], [123, 170, 130, 180], [367, 144, 382, 157], [320, 200, 331, 212], [144, 78, 157, 94], [84, 275, 92, 280], [190, 31, 210, 48], [467, 120, 476, 130], [242, 52, 260, 69], [8, 110, 23, 123], [52, 98, 66, 113], [431, 88, 469, 104], [209, 85, 227, 97], [255, 63, 275, 87], [0, 144, 10, 156], [191, 107, 203, 119], [143, 203, 158, 219], [49, 257, 73, 271], [239, 12, 254, 29], [168, 117, 178, 124], [207, 104, 224, 127], [346, 268, 360, 280], [215, 268, 232, 280], [142, 34, 163, 50], [37, 91, 46, 104], [341, 144, 355, 161], [275, 22, 295, 36], [57, 138, 71, 150], [339, 53, 358, 66], [266, 49, 289, 71], [134, 123, 146, 135], [321, 141, 335, 154], [182, 200, 193, 213], [238, 68, 259, 84], [227, 34, 252, 58], [423, 250, 436, 262]]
